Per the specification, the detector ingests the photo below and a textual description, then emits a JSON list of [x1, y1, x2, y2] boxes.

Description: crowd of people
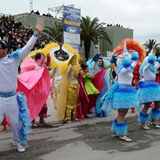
[[54, 50, 69, 61], [0, 16, 160, 154], [0, 14, 50, 53]]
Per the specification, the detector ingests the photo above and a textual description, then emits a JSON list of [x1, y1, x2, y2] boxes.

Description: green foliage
[[155, 47, 160, 57], [80, 16, 111, 60], [80, 16, 111, 45], [42, 21, 63, 43], [143, 39, 160, 53]]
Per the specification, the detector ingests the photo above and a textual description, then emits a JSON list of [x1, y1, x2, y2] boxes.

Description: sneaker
[[14, 144, 25, 152], [140, 124, 150, 130], [150, 122, 160, 129], [63, 120, 71, 124], [32, 122, 37, 127], [131, 108, 135, 113], [119, 136, 132, 142]]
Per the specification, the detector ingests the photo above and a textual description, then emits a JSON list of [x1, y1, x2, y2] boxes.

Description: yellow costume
[[57, 48, 81, 121], [50, 68, 62, 109]]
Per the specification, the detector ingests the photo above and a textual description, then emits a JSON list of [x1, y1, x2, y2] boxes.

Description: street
[[1, 98, 160, 160]]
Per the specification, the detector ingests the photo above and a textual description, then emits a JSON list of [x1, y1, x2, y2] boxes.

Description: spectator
[[0, 15, 51, 53], [35, 10, 40, 15]]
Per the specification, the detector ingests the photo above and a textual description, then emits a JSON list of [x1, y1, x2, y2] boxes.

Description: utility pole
[[30, 0, 33, 12]]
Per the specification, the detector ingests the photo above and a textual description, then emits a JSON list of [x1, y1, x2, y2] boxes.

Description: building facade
[[13, 13, 133, 59], [99, 26, 133, 58]]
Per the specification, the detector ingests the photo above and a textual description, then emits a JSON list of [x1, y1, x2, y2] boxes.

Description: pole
[[30, 0, 33, 12]]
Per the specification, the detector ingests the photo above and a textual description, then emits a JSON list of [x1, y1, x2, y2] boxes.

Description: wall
[[99, 26, 133, 57]]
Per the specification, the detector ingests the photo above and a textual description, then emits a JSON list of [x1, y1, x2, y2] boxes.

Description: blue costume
[[87, 55, 113, 117], [138, 54, 160, 126], [101, 51, 139, 137]]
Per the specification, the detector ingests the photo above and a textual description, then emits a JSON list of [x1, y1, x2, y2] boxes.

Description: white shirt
[[117, 61, 137, 85], [0, 35, 38, 92], [143, 62, 160, 81]]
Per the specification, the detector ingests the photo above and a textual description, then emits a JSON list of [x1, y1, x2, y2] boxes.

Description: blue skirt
[[112, 84, 139, 109], [138, 80, 160, 104]]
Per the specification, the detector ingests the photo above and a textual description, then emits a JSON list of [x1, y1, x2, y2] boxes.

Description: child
[[81, 63, 99, 117]]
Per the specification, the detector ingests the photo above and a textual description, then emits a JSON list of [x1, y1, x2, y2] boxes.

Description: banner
[[63, 6, 81, 51]]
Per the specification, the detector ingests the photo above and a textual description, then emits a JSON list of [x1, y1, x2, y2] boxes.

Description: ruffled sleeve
[[21, 57, 37, 73], [83, 74, 94, 79]]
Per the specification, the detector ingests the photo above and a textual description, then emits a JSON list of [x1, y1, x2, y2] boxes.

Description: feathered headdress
[[27, 43, 59, 69], [113, 38, 146, 65]]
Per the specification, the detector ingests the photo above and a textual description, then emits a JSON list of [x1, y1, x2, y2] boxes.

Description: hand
[[34, 22, 43, 35], [71, 55, 77, 66], [35, 66, 41, 70], [95, 49, 100, 54]]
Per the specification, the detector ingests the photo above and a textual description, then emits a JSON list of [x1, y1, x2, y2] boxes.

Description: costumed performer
[[101, 42, 139, 142], [138, 47, 160, 129], [88, 52, 113, 117], [57, 46, 81, 123], [80, 63, 99, 118], [47, 43, 69, 110], [0, 22, 43, 152], [17, 50, 51, 127], [112, 38, 146, 115]]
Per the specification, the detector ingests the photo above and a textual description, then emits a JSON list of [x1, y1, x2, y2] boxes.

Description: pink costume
[[17, 57, 50, 121]]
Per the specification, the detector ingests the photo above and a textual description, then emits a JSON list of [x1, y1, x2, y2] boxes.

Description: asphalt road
[[1, 98, 160, 160]]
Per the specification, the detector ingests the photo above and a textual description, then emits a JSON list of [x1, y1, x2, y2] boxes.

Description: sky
[[0, 0, 160, 45]]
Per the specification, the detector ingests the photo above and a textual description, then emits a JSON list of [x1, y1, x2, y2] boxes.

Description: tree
[[155, 47, 160, 57], [80, 16, 111, 61], [42, 21, 63, 43], [143, 39, 160, 55]]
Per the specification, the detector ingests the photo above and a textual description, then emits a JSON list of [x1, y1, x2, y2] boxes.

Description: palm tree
[[155, 47, 160, 57], [143, 39, 160, 54], [42, 21, 63, 43], [80, 16, 111, 61]]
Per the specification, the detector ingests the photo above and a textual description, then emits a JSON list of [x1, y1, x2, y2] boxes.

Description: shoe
[[39, 120, 48, 124], [0, 125, 6, 132], [74, 118, 79, 121], [39, 118, 48, 124], [64, 120, 71, 124], [119, 136, 132, 142], [150, 123, 160, 129], [140, 124, 150, 130], [14, 144, 25, 152], [84, 114, 92, 118], [131, 108, 135, 113], [32, 122, 37, 127]]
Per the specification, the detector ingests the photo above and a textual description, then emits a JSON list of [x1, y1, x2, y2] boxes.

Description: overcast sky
[[1, 0, 160, 45]]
